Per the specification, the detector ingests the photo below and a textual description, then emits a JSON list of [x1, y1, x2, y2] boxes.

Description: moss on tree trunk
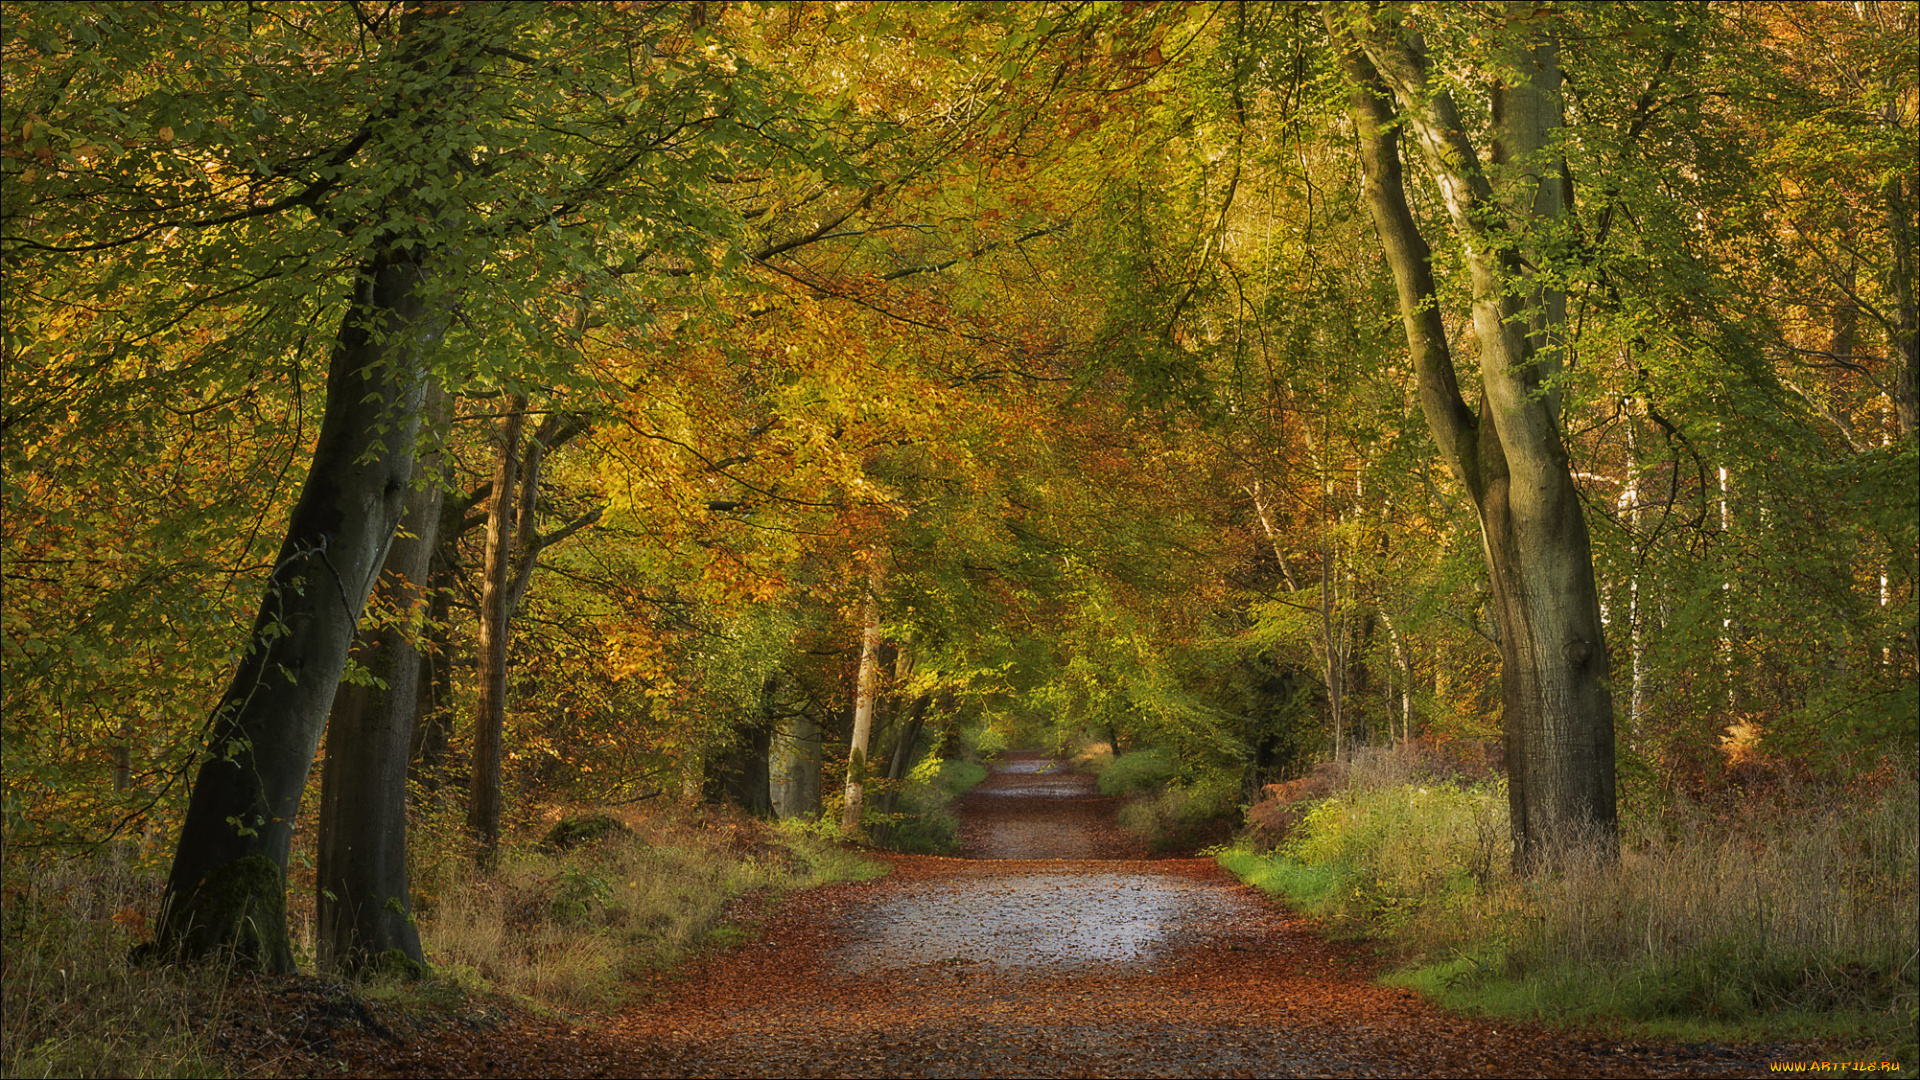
[[155, 856, 293, 973]]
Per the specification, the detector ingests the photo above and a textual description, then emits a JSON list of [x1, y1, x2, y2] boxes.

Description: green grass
[[1221, 749, 1918, 1075], [1217, 849, 1347, 919]]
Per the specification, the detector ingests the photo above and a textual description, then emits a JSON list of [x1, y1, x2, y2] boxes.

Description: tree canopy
[[3, 0, 1913, 968]]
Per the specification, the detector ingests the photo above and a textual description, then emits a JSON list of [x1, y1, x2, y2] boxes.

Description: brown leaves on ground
[[258, 752, 1803, 1078]]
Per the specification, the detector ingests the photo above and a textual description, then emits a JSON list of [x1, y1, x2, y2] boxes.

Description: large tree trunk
[[1332, 14, 1616, 869], [314, 385, 447, 974], [152, 1, 495, 971], [155, 252, 443, 970]]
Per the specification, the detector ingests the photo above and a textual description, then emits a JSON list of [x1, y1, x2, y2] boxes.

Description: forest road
[[381, 751, 1794, 1078]]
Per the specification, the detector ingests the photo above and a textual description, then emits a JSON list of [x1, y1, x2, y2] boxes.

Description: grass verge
[[413, 801, 885, 1012], [1221, 745, 1918, 1076], [3, 801, 884, 1077]]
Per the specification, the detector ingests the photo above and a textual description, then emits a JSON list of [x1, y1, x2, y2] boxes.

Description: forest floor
[[290, 752, 1817, 1078]]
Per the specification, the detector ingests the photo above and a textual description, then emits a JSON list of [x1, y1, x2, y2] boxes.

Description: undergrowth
[[2, 801, 883, 1077], [881, 759, 988, 854], [1, 851, 226, 1079], [412, 801, 883, 1011], [1095, 748, 1180, 796], [1089, 747, 1239, 853], [1221, 743, 1919, 1074], [1117, 773, 1240, 853]]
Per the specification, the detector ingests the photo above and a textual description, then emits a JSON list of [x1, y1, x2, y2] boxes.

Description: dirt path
[[365, 752, 1796, 1077]]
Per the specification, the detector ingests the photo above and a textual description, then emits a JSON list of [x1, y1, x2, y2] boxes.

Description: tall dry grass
[[2, 799, 884, 1076], [1225, 742, 1919, 1064], [414, 803, 881, 1010], [1, 852, 226, 1079], [1518, 780, 1917, 1022]]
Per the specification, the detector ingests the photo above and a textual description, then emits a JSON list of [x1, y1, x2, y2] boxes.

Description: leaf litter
[[334, 751, 1805, 1078]]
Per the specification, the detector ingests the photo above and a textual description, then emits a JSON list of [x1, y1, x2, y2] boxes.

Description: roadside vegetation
[[1219, 741, 1919, 1074], [414, 803, 884, 1010], [1, 802, 884, 1078], [1077, 744, 1241, 854], [875, 759, 990, 855]]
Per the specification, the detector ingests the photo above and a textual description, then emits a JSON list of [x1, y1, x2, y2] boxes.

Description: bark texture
[[1886, 173, 1918, 439], [315, 384, 447, 974], [1330, 13, 1616, 868], [157, 252, 443, 969]]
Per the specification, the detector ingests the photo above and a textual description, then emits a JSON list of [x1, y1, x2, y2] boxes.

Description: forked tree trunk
[[466, 408, 595, 852], [1331, 13, 1616, 869], [155, 252, 444, 970], [152, 1, 493, 971]]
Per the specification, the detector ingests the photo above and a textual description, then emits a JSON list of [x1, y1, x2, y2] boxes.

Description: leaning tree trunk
[[152, 0, 493, 972], [155, 252, 443, 970], [1331, 13, 1616, 869], [315, 383, 446, 975]]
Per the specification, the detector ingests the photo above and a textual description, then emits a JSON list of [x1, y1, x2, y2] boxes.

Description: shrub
[[1116, 771, 1241, 853], [1096, 747, 1180, 796]]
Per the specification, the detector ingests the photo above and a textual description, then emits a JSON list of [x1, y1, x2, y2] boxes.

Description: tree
[[0, 1, 799, 968], [314, 386, 445, 973], [842, 554, 887, 833], [151, 4, 512, 969], [1326, 4, 1617, 865], [466, 406, 597, 853]]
